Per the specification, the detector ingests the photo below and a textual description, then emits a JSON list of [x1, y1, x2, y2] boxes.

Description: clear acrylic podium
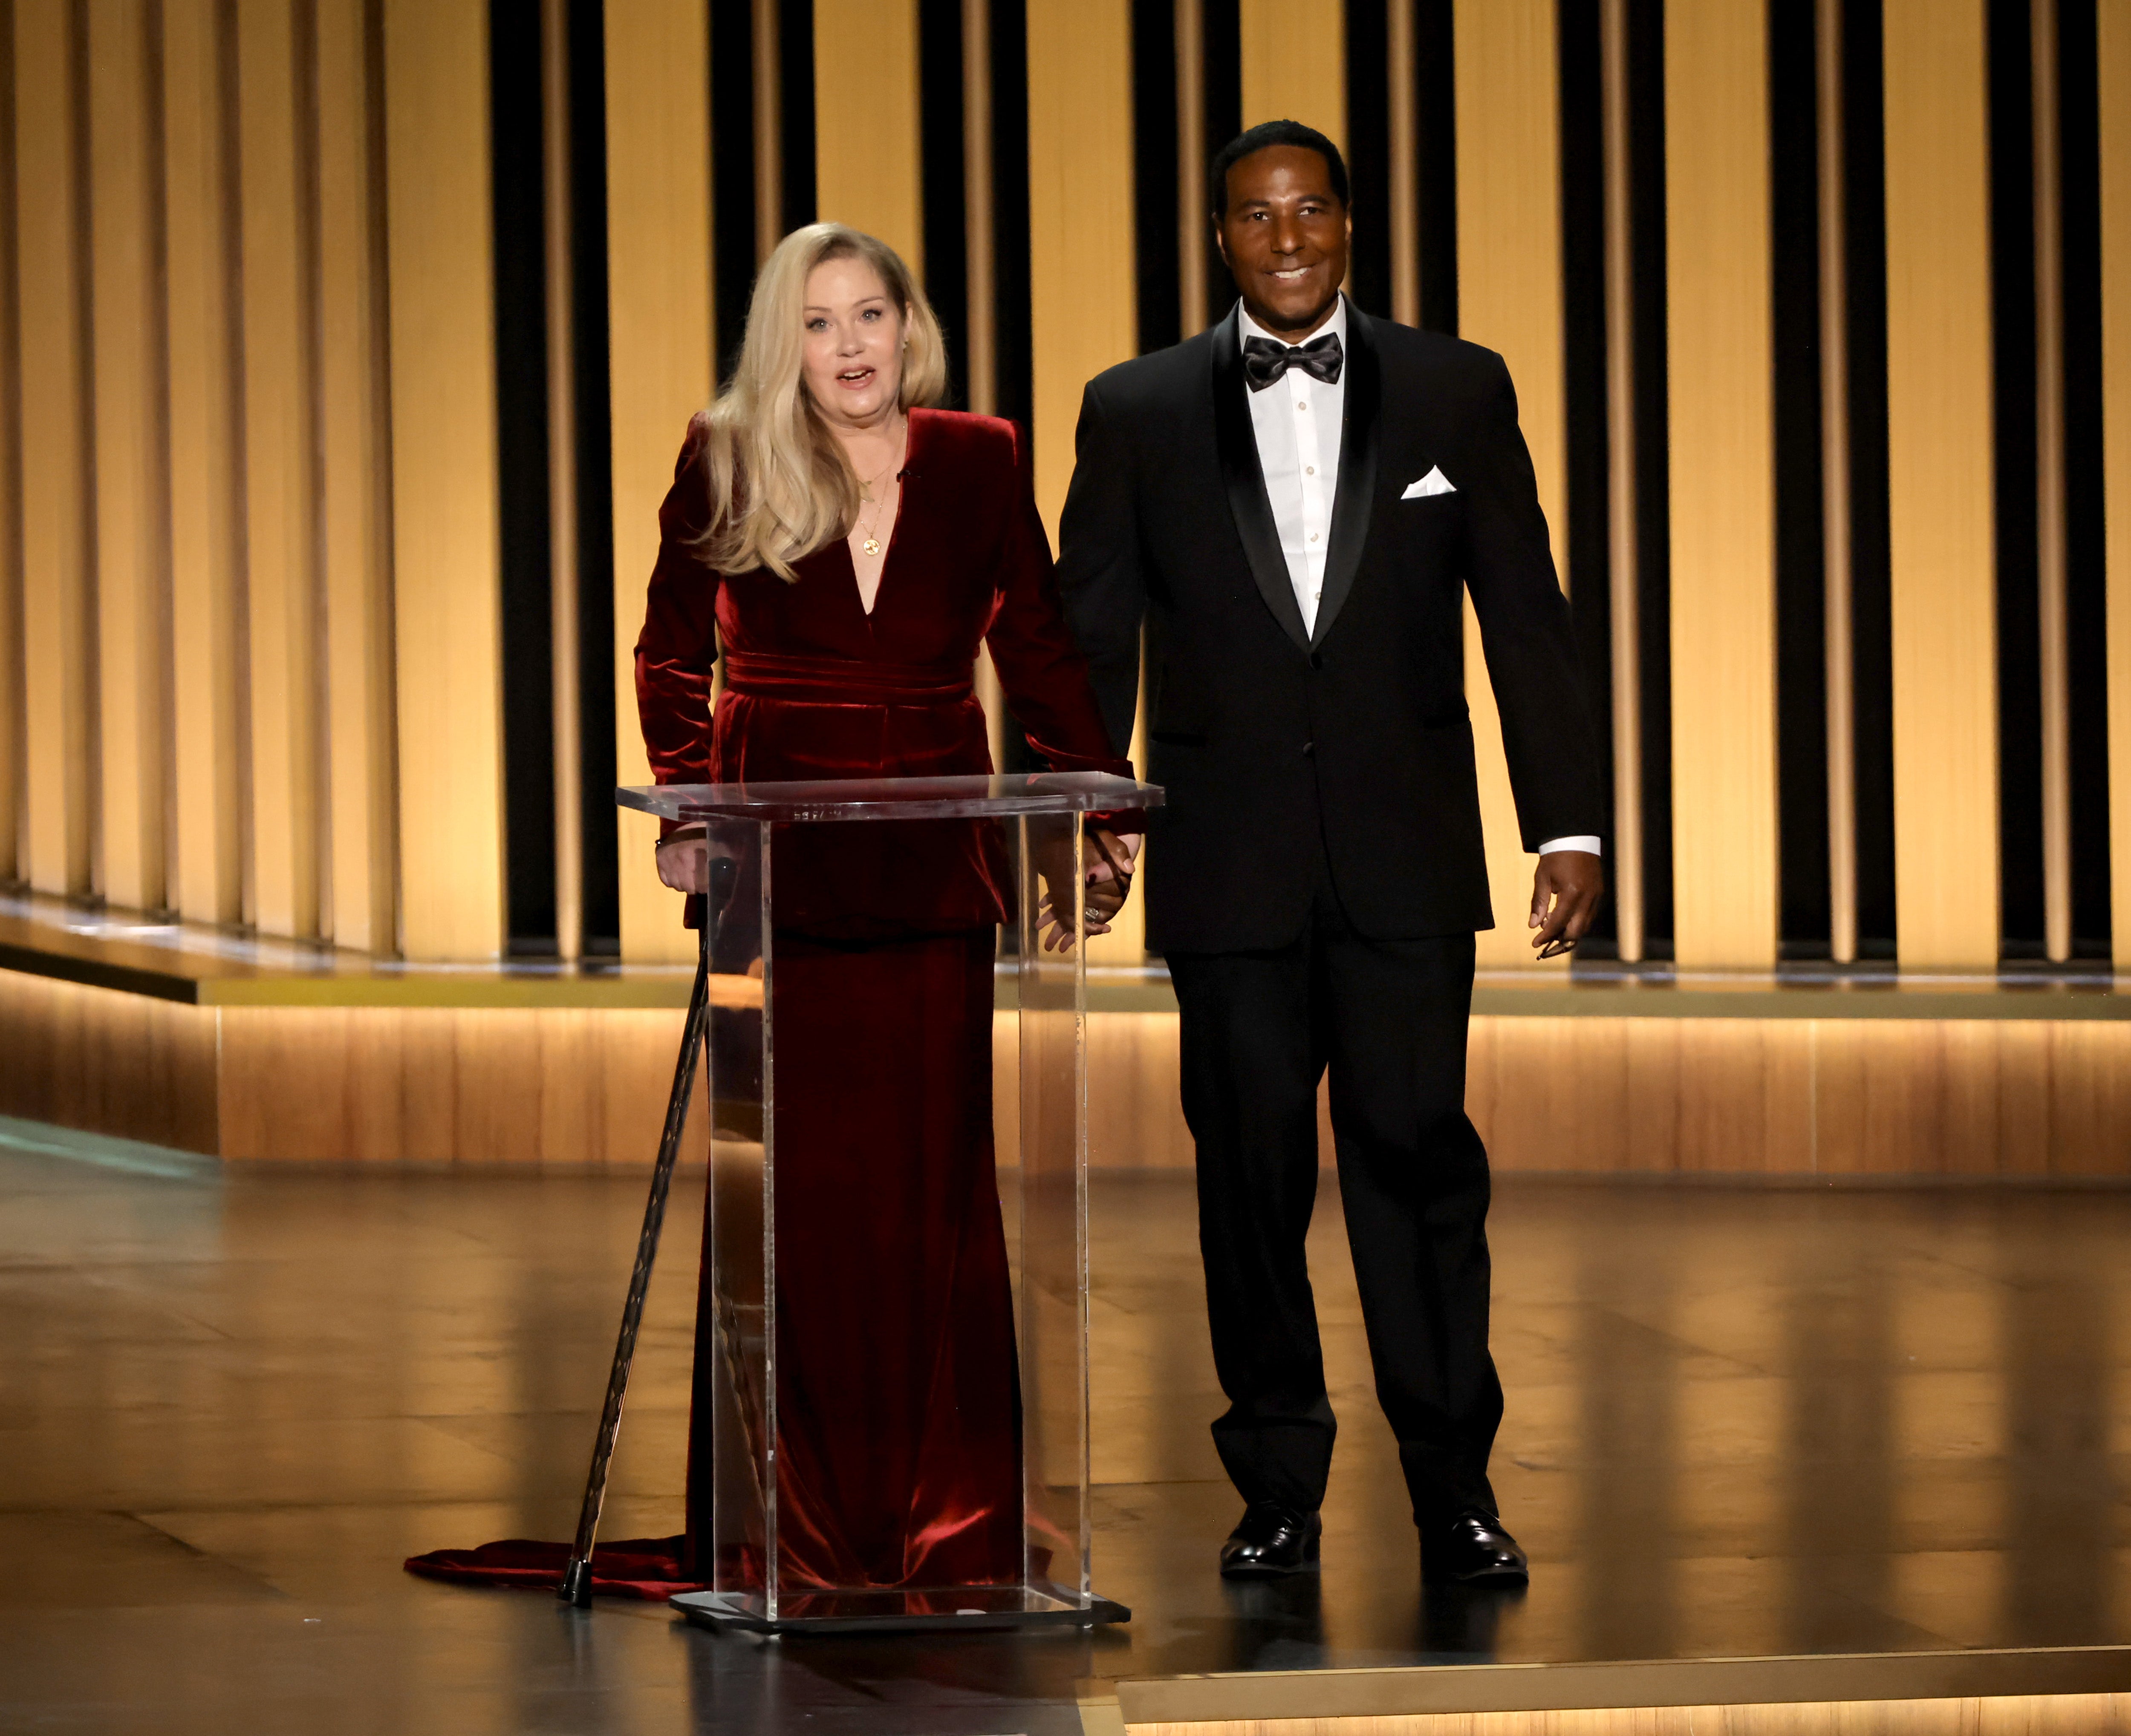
[[615, 771, 1159, 1636]]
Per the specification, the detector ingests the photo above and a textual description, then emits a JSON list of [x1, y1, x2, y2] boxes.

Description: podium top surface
[[618, 771, 1164, 823]]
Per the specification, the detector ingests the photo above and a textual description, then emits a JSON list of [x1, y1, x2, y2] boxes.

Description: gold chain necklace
[[852, 432, 906, 559]]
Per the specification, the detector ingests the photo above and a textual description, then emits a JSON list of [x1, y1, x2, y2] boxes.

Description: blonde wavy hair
[[695, 223, 950, 579]]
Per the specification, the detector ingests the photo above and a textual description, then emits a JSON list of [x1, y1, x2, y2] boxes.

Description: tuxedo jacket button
[[1308, 652, 1323, 670], [1302, 741, 1316, 758]]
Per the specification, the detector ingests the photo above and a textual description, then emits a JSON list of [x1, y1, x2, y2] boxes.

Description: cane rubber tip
[[559, 1559, 594, 1607]]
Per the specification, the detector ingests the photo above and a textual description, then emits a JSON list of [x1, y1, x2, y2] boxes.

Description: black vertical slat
[[1770, 0, 1830, 953], [1132, 0, 1180, 355], [569, 0, 619, 959], [1991, 0, 2043, 958], [491, 0, 557, 955], [1559, 0, 1614, 946], [1413, 0, 1455, 334], [710, 0, 757, 375], [1344, 0, 1390, 316], [989, 0, 1033, 435], [2058, 0, 2111, 952], [1842, 0, 1896, 956], [779, 0, 816, 231], [1201, 0, 1240, 322], [989, 0, 1040, 776], [918, 0, 970, 401], [1628, 0, 1672, 954]]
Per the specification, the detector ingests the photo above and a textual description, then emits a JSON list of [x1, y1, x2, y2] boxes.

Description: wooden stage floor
[[6, 1135, 2131, 1731]]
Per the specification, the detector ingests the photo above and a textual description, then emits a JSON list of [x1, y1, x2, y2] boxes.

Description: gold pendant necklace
[[857, 498, 886, 559], [852, 425, 907, 565], [856, 463, 896, 559]]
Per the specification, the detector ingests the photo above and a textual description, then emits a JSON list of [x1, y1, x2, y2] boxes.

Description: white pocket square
[[1402, 466, 1456, 499]]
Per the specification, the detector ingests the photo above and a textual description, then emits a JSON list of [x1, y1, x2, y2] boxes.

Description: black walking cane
[[559, 891, 712, 1608]]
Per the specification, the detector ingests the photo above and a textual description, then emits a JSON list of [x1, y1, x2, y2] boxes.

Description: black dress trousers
[[1165, 834, 1504, 1527]]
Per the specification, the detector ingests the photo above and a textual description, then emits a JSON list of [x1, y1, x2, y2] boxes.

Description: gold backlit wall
[[88, 3, 164, 921], [602, 0, 713, 968], [1453, 0, 1568, 971], [2, 0, 485, 960], [814, 0, 924, 272], [16, 0, 93, 901], [384, 0, 505, 962], [1883, 0, 2001, 970], [1240, 0, 1344, 143], [164, 0, 245, 931], [0, 0, 2122, 972], [1028, 0, 1143, 962], [1028, 0, 1136, 537], [1664, 0, 1778, 969]]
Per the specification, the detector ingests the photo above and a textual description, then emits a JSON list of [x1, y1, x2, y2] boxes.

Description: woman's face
[[800, 256, 905, 430]]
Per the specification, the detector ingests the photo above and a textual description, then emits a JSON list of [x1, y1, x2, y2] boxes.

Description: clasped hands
[[1034, 826, 1141, 953]]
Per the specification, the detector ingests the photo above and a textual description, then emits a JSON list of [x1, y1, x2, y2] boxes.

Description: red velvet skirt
[[407, 927, 1021, 1601]]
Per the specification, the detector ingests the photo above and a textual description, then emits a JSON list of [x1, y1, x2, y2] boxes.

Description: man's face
[[1214, 145, 1351, 340]]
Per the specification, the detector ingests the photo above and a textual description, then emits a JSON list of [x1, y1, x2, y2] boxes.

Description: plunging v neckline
[[843, 409, 924, 618], [848, 462, 916, 617], [849, 484, 903, 618]]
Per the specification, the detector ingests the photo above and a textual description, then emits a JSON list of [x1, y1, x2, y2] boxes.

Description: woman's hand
[[656, 833, 710, 895], [1037, 826, 1142, 952]]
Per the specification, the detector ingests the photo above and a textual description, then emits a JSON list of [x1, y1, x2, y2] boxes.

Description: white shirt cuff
[[1537, 836, 1602, 856]]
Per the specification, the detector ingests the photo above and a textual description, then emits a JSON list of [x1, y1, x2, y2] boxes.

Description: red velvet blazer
[[635, 407, 1132, 933]]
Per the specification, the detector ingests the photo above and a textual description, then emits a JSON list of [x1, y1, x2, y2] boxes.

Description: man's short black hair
[[1209, 120, 1350, 217]]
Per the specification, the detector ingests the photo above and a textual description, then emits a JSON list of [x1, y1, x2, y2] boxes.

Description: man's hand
[[1530, 850, 1603, 955], [1079, 826, 1142, 929]]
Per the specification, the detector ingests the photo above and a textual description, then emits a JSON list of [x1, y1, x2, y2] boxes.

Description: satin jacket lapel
[[1311, 304, 1379, 647], [1210, 308, 1311, 653]]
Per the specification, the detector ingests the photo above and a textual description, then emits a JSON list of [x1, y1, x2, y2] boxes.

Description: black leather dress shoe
[[1219, 1501, 1322, 1577], [1426, 1510, 1529, 1584]]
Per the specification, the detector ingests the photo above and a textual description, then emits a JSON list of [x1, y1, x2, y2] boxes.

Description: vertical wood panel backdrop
[[1453, 0, 1569, 970], [1239, 0, 1345, 143], [15, 0, 92, 899], [384, 0, 505, 960], [162, 0, 244, 929], [812, 0, 922, 271], [1026, 0, 1138, 962], [237, 0, 321, 943], [1026, 0, 1134, 537], [87, 0, 167, 920], [0, 0, 2117, 979], [316, 0, 396, 956], [602, 0, 712, 965], [1883, 0, 2000, 968], [1664, 0, 1779, 969]]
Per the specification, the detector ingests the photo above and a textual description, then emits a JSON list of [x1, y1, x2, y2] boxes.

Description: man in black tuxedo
[[1055, 121, 1604, 1583]]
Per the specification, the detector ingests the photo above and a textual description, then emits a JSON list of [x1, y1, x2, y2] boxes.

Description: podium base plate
[[669, 1580, 1130, 1636]]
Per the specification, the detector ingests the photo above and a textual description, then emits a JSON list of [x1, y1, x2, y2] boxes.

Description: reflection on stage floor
[[3, 1137, 2129, 1732]]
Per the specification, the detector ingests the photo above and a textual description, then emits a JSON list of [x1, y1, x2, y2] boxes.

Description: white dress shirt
[[1237, 298, 1599, 861], [1239, 299, 1345, 639]]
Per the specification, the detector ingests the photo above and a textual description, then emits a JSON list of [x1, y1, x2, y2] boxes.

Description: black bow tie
[[1243, 330, 1344, 392]]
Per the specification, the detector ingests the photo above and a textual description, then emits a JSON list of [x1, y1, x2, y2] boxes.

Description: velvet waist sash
[[721, 649, 975, 707]]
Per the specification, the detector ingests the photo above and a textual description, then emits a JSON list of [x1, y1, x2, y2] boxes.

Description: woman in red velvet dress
[[410, 224, 1134, 1602], [641, 223, 1138, 1597]]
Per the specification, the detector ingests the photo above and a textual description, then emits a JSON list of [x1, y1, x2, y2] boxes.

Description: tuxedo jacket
[[1055, 303, 1602, 955]]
